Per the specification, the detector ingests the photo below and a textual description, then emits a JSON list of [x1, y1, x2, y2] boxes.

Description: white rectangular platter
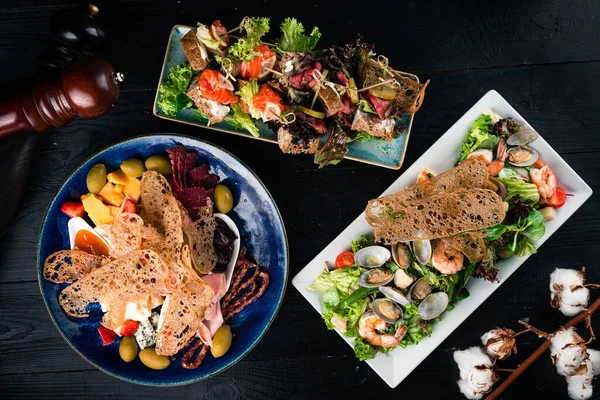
[[291, 90, 593, 388]]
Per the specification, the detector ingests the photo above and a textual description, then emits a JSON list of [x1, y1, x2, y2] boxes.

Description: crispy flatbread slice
[[182, 202, 218, 274], [58, 250, 172, 329], [369, 188, 505, 244], [43, 250, 106, 283], [441, 232, 488, 263], [365, 159, 489, 228], [156, 245, 214, 356], [140, 171, 184, 264]]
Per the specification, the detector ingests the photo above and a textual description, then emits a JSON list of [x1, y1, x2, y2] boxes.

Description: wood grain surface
[[1, 1, 599, 399]]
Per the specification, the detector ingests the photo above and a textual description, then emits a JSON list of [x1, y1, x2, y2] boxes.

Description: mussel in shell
[[392, 242, 411, 268], [371, 298, 404, 324], [354, 246, 391, 269], [408, 277, 433, 302], [418, 292, 449, 320], [379, 286, 411, 306], [358, 267, 394, 288], [506, 129, 539, 147], [411, 240, 432, 265], [506, 145, 538, 167]]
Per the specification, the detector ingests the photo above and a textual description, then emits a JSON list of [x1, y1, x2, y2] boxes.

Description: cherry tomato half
[[546, 187, 567, 208], [335, 251, 355, 269]]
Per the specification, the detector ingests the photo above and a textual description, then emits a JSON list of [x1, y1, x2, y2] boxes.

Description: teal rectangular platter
[[153, 25, 418, 169]]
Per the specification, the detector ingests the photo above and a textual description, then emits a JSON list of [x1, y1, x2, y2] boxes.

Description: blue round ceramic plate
[[37, 134, 288, 386]]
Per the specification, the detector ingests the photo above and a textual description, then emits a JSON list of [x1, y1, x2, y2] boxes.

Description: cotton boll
[[567, 360, 594, 399], [465, 366, 498, 394], [561, 286, 590, 307], [457, 379, 484, 400], [454, 347, 493, 380], [551, 328, 589, 377], [550, 268, 585, 292], [481, 328, 516, 360], [559, 303, 586, 317], [587, 349, 600, 376]]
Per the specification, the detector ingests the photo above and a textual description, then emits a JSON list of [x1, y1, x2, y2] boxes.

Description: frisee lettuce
[[226, 17, 270, 62], [276, 18, 321, 53], [350, 235, 370, 253], [354, 337, 377, 361], [157, 63, 195, 116], [236, 79, 262, 120]]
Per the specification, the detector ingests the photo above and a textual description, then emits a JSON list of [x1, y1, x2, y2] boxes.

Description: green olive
[[86, 164, 107, 194], [210, 325, 232, 358], [120, 158, 146, 178], [139, 348, 171, 370], [119, 336, 138, 363], [144, 155, 172, 175], [214, 184, 233, 213]]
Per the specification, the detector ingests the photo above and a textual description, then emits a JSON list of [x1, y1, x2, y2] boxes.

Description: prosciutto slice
[[198, 273, 227, 346]]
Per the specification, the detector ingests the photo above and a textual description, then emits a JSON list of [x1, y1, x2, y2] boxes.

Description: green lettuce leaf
[[226, 17, 270, 62], [322, 287, 341, 308], [225, 103, 260, 137], [457, 114, 495, 162], [236, 79, 263, 120], [354, 337, 377, 361], [276, 18, 321, 53], [485, 209, 545, 257], [515, 236, 538, 257], [356, 99, 378, 114], [498, 177, 540, 203], [346, 131, 386, 143], [307, 264, 362, 295], [399, 303, 431, 348], [351, 235, 370, 253], [157, 63, 195, 116]]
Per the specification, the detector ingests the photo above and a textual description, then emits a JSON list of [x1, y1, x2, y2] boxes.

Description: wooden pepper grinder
[[0, 56, 123, 138]]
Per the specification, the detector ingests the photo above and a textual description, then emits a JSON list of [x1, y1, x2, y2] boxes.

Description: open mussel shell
[[354, 245, 391, 268], [379, 286, 411, 306], [358, 267, 394, 288], [411, 240, 432, 265], [408, 277, 433, 302], [506, 145, 539, 167], [506, 129, 539, 147], [418, 292, 449, 320], [391, 242, 411, 268], [487, 177, 507, 200], [371, 298, 404, 324]]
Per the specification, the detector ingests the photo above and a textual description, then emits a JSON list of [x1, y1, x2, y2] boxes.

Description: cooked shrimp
[[431, 241, 464, 275], [417, 168, 437, 183], [487, 139, 507, 176], [467, 149, 494, 165], [358, 312, 400, 347], [530, 159, 556, 199]]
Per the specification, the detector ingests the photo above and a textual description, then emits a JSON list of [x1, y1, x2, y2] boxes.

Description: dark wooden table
[[1, 1, 599, 398]]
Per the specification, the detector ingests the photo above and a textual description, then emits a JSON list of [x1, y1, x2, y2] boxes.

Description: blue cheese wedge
[[134, 318, 156, 350]]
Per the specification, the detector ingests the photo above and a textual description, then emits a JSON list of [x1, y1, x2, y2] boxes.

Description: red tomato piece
[[335, 251, 355, 269], [546, 187, 567, 208], [120, 320, 139, 337], [98, 326, 117, 346], [61, 201, 85, 218]]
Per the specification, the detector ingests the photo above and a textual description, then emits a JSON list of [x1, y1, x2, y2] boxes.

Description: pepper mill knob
[[0, 56, 122, 138]]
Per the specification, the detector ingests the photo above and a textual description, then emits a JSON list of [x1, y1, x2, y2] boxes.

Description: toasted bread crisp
[[140, 171, 184, 265], [318, 85, 344, 117], [368, 188, 505, 244], [100, 213, 164, 258], [156, 257, 214, 356], [183, 202, 218, 274], [441, 232, 488, 263], [351, 109, 395, 141], [277, 126, 320, 154], [43, 250, 105, 283], [180, 30, 208, 71], [58, 250, 171, 323]]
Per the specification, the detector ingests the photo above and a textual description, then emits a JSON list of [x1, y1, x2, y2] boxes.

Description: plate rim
[[36, 133, 290, 386], [152, 24, 419, 170], [291, 89, 593, 388]]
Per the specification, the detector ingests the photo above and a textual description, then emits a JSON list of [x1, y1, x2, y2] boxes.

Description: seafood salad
[[157, 16, 429, 168], [308, 110, 566, 360], [43, 144, 269, 371]]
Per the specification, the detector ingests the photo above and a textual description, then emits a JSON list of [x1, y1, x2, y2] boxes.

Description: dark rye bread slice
[[277, 126, 320, 154], [318, 85, 344, 117], [180, 30, 208, 71], [44, 250, 106, 283], [351, 109, 395, 141], [366, 159, 489, 227], [371, 188, 505, 244]]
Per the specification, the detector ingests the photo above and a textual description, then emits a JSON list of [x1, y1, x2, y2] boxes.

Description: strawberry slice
[[121, 198, 137, 214], [61, 201, 85, 218], [98, 326, 117, 346], [120, 320, 139, 337]]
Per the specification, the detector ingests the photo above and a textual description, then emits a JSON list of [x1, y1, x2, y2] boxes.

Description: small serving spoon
[[214, 213, 241, 291]]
